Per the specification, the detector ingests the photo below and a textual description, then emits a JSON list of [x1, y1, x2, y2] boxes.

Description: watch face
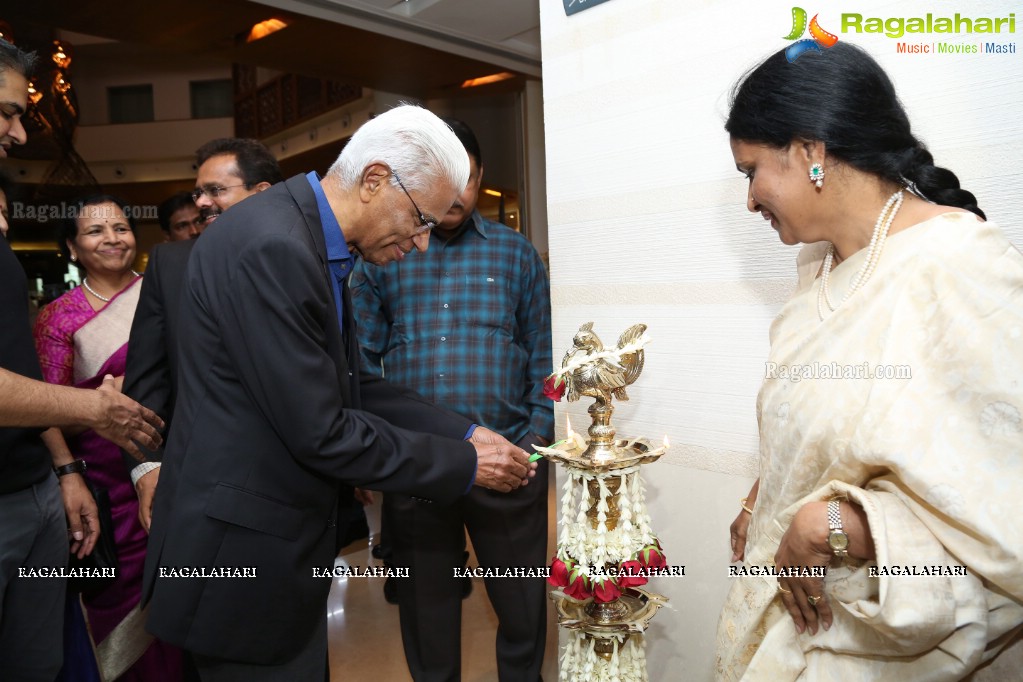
[[828, 531, 849, 551]]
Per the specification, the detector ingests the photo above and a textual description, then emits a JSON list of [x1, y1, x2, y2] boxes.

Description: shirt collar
[[306, 171, 353, 267], [467, 209, 487, 238], [437, 209, 487, 245]]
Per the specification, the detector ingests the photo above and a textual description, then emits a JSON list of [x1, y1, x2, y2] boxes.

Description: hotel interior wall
[[10, 49, 542, 246], [538, 0, 1022, 677]]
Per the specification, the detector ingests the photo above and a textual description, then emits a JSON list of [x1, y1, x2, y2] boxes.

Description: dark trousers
[[0, 476, 69, 681], [392, 457, 548, 682]]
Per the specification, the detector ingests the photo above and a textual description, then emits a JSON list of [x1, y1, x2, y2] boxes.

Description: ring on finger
[[777, 583, 792, 594], [807, 594, 822, 606]]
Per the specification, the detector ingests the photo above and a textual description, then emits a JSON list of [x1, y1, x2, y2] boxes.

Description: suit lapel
[[283, 175, 355, 406], [281, 177, 364, 547], [341, 279, 362, 410]]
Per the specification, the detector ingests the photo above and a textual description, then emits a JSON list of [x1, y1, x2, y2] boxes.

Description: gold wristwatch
[[827, 499, 849, 557]]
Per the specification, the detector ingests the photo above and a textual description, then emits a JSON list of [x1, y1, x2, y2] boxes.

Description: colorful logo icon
[[784, 7, 839, 62]]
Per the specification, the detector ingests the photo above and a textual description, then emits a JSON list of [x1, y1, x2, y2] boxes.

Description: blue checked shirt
[[350, 210, 554, 445]]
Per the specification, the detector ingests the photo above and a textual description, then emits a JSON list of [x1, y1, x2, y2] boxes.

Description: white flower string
[[596, 477, 610, 559], [559, 467, 647, 569], [577, 471, 591, 566], [550, 417, 660, 680], [559, 632, 648, 682], [559, 474, 576, 557], [619, 473, 633, 534]]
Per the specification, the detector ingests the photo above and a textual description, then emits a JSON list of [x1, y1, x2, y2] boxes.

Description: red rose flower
[[543, 374, 566, 402], [592, 576, 622, 603], [616, 560, 649, 588], [547, 556, 570, 588], [563, 567, 592, 601], [638, 544, 667, 569]]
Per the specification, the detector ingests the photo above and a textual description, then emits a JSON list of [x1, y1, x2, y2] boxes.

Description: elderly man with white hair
[[142, 105, 537, 680]]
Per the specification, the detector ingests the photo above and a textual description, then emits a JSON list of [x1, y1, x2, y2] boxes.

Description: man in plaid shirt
[[351, 118, 553, 681]]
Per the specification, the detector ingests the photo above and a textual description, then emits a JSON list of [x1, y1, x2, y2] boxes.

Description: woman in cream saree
[[717, 45, 1023, 681]]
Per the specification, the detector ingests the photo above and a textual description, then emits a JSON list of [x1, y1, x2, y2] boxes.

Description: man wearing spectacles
[[141, 105, 536, 680], [352, 166, 444, 264], [192, 138, 283, 226], [352, 118, 554, 681], [392, 170, 438, 233], [122, 139, 283, 534], [157, 191, 204, 242]]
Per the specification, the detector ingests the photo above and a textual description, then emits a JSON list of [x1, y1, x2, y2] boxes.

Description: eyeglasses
[[391, 171, 437, 234], [191, 184, 248, 202]]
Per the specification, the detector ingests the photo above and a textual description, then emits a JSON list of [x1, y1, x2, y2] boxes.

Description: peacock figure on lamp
[[536, 322, 669, 682], [559, 322, 646, 463]]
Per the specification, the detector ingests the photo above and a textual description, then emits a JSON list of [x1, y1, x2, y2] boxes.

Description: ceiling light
[[483, 189, 502, 197], [460, 72, 515, 88], [246, 18, 289, 43], [52, 40, 72, 69], [27, 80, 43, 105]]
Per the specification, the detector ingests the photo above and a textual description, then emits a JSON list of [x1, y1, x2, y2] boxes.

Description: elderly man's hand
[[471, 441, 536, 493], [136, 467, 160, 533], [468, 425, 508, 446], [93, 375, 165, 460]]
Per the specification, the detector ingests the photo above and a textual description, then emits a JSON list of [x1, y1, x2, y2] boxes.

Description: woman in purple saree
[[34, 195, 182, 681]]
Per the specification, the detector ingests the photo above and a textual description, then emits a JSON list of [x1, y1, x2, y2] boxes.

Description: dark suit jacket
[[143, 175, 478, 665], [121, 238, 195, 471]]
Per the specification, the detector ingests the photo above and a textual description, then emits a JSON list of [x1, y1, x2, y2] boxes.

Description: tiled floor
[[326, 482, 560, 681]]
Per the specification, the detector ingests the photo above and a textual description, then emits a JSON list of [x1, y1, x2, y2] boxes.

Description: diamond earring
[[809, 162, 824, 188]]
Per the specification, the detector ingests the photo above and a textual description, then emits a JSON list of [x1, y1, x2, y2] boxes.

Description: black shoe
[[383, 576, 398, 605], [371, 543, 388, 560]]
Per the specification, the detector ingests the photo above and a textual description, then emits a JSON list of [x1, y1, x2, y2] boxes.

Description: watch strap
[[828, 499, 843, 531], [827, 499, 849, 557], [54, 459, 87, 477]]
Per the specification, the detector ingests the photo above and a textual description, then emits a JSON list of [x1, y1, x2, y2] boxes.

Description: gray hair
[[0, 38, 37, 79], [327, 104, 469, 195]]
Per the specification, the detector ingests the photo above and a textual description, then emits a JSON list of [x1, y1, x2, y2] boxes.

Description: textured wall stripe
[[551, 279, 796, 306]]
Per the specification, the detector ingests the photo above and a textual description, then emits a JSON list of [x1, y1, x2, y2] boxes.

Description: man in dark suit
[[142, 105, 535, 679], [122, 139, 282, 531]]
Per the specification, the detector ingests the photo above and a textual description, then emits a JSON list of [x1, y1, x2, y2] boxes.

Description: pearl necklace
[[817, 189, 904, 321], [82, 272, 140, 303]]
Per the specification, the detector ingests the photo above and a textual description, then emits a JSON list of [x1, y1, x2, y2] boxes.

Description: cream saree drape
[[716, 212, 1023, 681]]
